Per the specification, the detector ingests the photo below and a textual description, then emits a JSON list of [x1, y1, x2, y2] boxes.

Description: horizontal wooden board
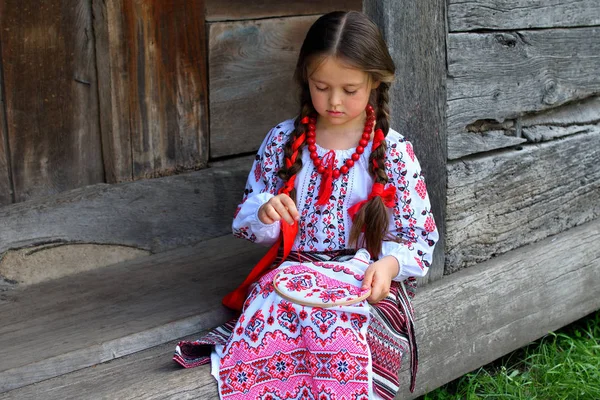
[[0, 159, 250, 256], [93, 0, 209, 182], [397, 218, 600, 399], [521, 95, 600, 127], [1, 0, 104, 202], [206, 0, 361, 21], [447, 27, 600, 159], [209, 16, 316, 158], [0, 338, 219, 400], [522, 123, 599, 143], [0, 235, 265, 392], [3, 218, 599, 399], [449, 0, 600, 32], [446, 130, 600, 272]]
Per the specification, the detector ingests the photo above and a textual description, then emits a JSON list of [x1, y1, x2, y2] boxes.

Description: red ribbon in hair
[[371, 128, 385, 169], [347, 182, 397, 221]]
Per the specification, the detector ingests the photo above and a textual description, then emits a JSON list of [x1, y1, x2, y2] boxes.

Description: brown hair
[[278, 11, 396, 258]]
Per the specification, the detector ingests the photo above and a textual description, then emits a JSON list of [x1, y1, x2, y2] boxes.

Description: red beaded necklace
[[302, 104, 376, 205]]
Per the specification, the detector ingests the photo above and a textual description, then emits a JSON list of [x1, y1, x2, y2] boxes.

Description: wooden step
[[0, 335, 218, 400], [0, 235, 265, 393], [1, 219, 598, 399]]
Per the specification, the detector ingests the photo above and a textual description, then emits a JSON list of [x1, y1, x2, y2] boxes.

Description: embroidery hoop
[[272, 269, 371, 308]]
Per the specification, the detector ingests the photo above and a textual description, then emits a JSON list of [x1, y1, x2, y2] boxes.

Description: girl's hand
[[361, 256, 400, 304], [258, 194, 300, 225]]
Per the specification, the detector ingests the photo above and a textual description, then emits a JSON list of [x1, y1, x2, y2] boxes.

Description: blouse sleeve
[[379, 137, 439, 281], [232, 124, 290, 246]]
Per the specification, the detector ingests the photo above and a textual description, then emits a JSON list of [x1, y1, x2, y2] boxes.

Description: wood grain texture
[[209, 16, 315, 158], [521, 95, 600, 127], [446, 130, 600, 272], [365, 0, 447, 284], [449, 0, 600, 32], [396, 217, 600, 399], [0, 159, 251, 255], [93, 0, 209, 182], [0, 235, 265, 393], [206, 0, 361, 21], [0, 0, 104, 202], [2, 218, 599, 399], [0, 339, 219, 400], [447, 27, 600, 159], [0, 37, 12, 207], [522, 123, 600, 143]]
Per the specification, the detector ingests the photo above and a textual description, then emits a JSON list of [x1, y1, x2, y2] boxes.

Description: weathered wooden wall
[[445, 2, 600, 274], [93, 0, 209, 182], [0, 0, 104, 204], [0, 0, 209, 206], [208, 1, 361, 158]]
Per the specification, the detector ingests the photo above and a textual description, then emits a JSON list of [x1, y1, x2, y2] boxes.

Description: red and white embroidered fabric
[[212, 250, 374, 399]]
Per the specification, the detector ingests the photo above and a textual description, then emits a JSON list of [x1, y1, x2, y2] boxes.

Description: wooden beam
[[208, 16, 316, 158], [446, 130, 600, 272], [449, 0, 600, 32], [397, 217, 600, 398], [0, 28, 12, 207], [206, 0, 361, 21], [364, 0, 447, 284], [447, 27, 600, 159], [0, 160, 250, 256], [93, 0, 209, 182], [0, 0, 104, 202]]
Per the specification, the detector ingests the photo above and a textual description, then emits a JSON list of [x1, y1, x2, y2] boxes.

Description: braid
[[278, 88, 314, 201], [349, 84, 392, 258]]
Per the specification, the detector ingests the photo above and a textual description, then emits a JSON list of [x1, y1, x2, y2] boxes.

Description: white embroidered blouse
[[232, 118, 438, 281]]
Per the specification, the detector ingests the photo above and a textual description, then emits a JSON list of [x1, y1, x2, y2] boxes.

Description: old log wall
[[445, 1, 600, 273]]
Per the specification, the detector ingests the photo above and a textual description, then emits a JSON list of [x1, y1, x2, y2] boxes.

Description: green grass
[[421, 310, 600, 400]]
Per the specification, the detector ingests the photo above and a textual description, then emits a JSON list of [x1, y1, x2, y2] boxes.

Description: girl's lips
[[327, 110, 344, 116]]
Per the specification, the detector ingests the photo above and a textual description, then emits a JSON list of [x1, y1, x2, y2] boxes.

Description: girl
[[175, 10, 438, 400]]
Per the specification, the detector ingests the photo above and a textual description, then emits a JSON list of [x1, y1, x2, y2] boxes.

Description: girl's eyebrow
[[311, 79, 363, 87]]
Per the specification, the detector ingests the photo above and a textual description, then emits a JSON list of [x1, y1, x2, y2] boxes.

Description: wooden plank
[[447, 27, 600, 159], [209, 16, 315, 158], [206, 0, 361, 21], [0, 158, 251, 256], [0, 0, 104, 202], [93, 0, 209, 182], [522, 123, 600, 143], [3, 218, 599, 399], [446, 130, 600, 272], [0, 338, 219, 400], [397, 218, 600, 399], [365, 0, 447, 284], [0, 37, 13, 207], [521, 95, 600, 127], [449, 0, 600, 32], [0, 235, 265, 393]]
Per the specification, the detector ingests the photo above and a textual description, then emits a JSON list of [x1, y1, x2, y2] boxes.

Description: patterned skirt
[[173, 250, 419, 400]]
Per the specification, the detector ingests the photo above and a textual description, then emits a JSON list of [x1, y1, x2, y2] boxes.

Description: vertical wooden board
[[448, 0, 600, 32], [206, 0, 362, 21], [94, 0, 209, 182], [0, 40, 13, 206], [365, 0, 447, 283], [209, 16, 316, 158], [0, 0, 104, 203]]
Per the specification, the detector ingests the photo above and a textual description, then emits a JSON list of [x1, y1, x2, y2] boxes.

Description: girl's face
[[307, 56, 378, 128]]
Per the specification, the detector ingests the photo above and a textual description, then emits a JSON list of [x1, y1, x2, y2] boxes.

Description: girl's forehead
[[308, 56, 368, 85]]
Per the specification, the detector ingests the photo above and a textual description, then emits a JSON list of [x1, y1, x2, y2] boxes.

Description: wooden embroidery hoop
[[272, 270, 371, 308]]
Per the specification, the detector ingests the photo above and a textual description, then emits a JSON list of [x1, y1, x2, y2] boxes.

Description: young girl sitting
[[174, 10, 438, 400]]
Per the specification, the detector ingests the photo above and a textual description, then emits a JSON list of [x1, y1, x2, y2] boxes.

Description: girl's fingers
[[362, 266, 375, 290], [280, 195, 300, 221], [271, 200, 295, 225], [265, 204, 282, 223]]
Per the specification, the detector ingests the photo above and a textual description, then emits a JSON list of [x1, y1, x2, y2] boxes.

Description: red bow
[[347, 182, 397, 221]]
